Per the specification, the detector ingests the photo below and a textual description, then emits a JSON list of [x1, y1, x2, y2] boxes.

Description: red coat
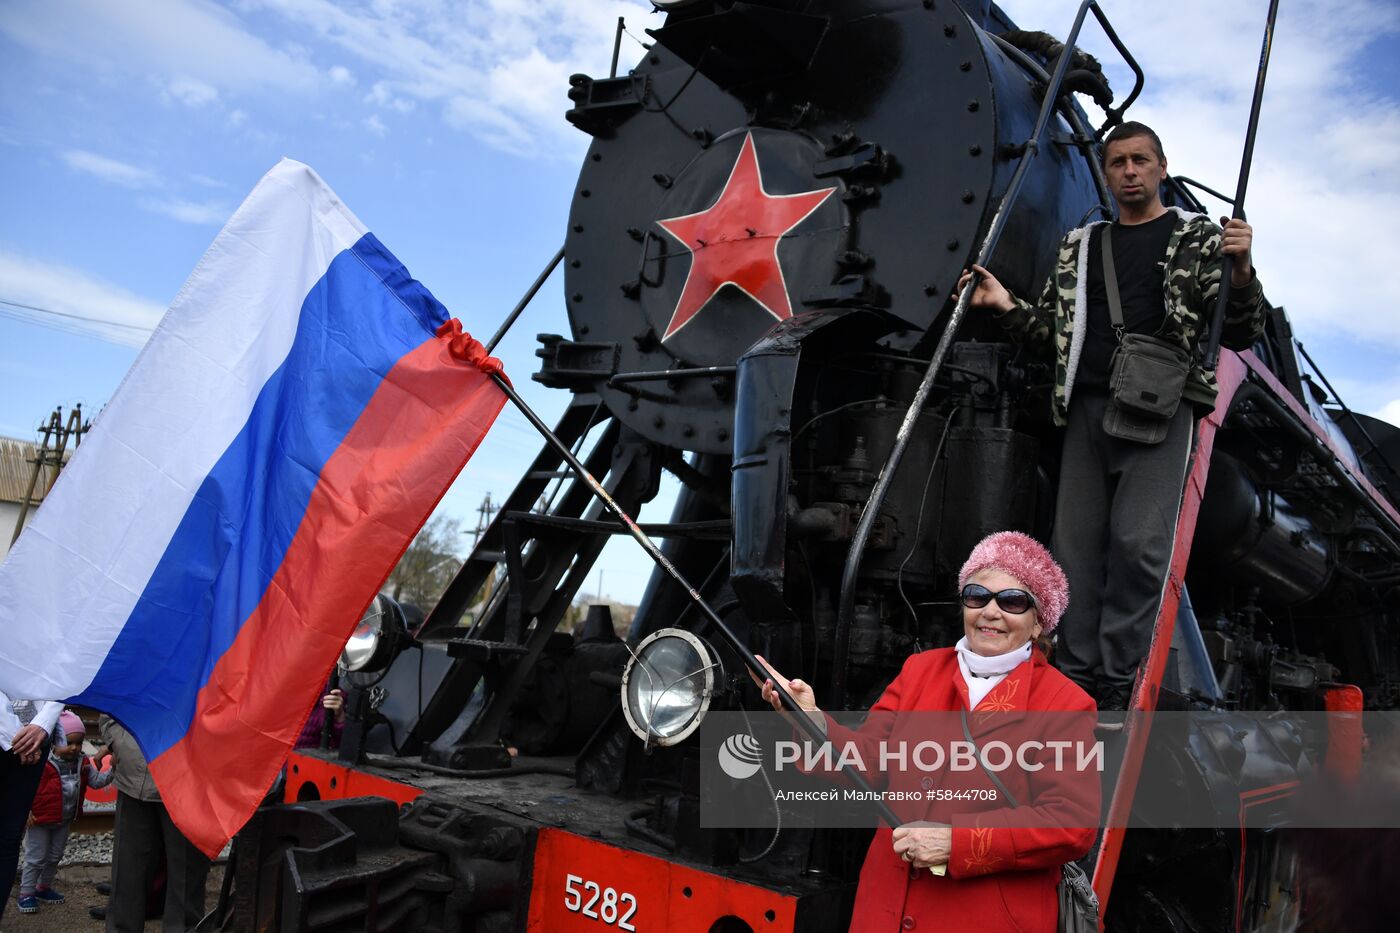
[[30, 758, 92, 825], [821, 648, 1098, 933]]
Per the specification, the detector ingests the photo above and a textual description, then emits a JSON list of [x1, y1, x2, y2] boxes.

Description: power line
[[0, 297, 155, 333], [0, 306, 148, 349]]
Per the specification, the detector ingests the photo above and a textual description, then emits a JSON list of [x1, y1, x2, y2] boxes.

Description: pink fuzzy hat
[[59, 710, 85, 738], [958, 531, 1069, 634]]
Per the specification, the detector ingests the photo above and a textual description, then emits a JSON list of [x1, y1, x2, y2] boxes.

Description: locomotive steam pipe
[[831, 0, 1103, 708], [1202, 0, 1280, 371], [609, 16, 624, 79], [486, 371, 906, 828]]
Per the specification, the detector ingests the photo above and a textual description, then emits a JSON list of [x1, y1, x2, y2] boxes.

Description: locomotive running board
[[1092, 348, 1400, 921]]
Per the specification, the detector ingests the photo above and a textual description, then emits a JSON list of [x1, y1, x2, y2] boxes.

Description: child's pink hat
[[958, 531, 1069, 634], [59, 710, 85, 737]]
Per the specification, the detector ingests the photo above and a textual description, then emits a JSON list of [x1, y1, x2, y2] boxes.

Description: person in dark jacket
[[1, 690, 62, 925], [16, 710, 115, 913], [958, 122, 1268, 709], [100, 715, 210, 933]]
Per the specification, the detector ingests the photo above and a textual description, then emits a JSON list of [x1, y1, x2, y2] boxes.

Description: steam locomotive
[[220, 1, 1400, 930]]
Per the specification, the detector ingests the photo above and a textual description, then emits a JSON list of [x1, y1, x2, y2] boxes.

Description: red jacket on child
[[30, 756, 107, 825]]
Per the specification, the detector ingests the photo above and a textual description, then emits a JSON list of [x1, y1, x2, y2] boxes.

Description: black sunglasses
[[961, 583, 1037, 616]]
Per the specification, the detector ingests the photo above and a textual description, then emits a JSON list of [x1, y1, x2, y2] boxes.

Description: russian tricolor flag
[[0, 160, 507, 856]]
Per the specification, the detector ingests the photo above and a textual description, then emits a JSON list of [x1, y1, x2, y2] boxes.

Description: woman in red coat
[[757, 531, 1098, 932]]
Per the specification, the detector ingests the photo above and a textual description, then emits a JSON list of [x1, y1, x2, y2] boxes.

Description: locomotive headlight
[[339, 594, 408, 674], [621, 628, 722, 746]]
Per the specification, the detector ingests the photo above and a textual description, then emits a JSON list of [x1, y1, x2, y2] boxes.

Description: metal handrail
[[831, 0, 1139, 707], [1087, 4, 1145, 137], [1171, 175, 1235, 208]]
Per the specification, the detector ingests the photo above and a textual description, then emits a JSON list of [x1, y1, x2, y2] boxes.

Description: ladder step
[[447, 638, 530, 662]]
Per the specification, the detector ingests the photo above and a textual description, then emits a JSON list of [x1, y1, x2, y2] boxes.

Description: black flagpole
[[319, 671, 337, 750], [488, 371, 906, 829], [1201, 0, 1281, 371]]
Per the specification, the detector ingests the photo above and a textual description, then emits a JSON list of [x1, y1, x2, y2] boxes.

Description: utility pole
[[12, 404, 89, 546], [472, 491, 496, 547], [468, 492, 501, 616]]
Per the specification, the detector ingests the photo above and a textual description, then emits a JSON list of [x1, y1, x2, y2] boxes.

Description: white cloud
[[5, 0, 649, 156], [243, 0, 651, 155], [0, 251, 164, 348], [363, 113, 388, 137], [1375, 399, 1400, 428], [60, 150, 160, 189], [0, 0, 319, 94], [60, 151, 230, 225], [142, 198, 231, 225], [364, 80, 414, 113], [227, 109, 248, 128], [364, 81, 392, 106], [164, 75, 219, 108]]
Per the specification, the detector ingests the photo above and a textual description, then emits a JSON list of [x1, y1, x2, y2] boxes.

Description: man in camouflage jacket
[[990, 207, 1265, 426], [959, 122, 1267, 709]]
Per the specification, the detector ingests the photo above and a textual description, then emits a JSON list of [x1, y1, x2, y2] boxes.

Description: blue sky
[[2, 0, 1398, 603]]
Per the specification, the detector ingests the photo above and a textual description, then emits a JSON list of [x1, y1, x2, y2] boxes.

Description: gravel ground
[[59, 831, 114, 867]]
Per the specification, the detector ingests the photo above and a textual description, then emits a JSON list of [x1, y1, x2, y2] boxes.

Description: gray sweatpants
[[20, 821, 72, 894], [1051, 388, 1195, 697]]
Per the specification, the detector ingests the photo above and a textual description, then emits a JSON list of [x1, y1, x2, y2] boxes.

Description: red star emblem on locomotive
[[656, 132, 836, 340]]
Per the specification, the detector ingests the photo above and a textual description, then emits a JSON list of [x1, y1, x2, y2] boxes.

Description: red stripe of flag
[[150, 324, 506, 857]]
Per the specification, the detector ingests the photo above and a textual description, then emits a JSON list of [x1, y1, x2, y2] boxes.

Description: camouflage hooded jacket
[[994, 206, 1267, 426]]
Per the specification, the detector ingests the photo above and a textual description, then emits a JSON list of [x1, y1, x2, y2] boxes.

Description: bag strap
[[1100, 224, 1125, 342], [960, 708, 1020, 809]]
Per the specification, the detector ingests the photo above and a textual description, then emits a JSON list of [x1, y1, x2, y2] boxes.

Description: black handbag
[[960, 710, 1100, 933], [1100, 225, 1191, 444]]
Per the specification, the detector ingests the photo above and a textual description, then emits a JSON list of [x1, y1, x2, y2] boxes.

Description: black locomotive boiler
[[223, 2, 1400, 931]]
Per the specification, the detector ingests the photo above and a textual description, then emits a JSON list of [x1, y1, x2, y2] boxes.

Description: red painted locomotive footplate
[[527, 828, 799, 932], [284, 751, 424, 807]]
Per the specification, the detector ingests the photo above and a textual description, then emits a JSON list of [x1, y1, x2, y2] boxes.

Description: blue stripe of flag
[[71, 233, 450, 760]]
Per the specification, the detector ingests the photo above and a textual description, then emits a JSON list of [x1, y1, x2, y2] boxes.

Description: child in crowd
[[16, 710, 114, 914]]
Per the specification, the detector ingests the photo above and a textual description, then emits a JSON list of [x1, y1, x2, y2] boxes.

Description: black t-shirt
[[1077, 211, 1178, 391]]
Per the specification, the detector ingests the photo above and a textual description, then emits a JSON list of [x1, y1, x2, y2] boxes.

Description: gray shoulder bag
[[960, 709, 1100, 933], [1101, 225, 1192, 444]]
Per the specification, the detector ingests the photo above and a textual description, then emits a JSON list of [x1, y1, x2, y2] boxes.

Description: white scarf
[[955, 637, 1032, 710]]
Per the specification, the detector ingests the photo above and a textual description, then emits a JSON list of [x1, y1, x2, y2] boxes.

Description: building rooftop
[[0, 434, 69, 506]]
